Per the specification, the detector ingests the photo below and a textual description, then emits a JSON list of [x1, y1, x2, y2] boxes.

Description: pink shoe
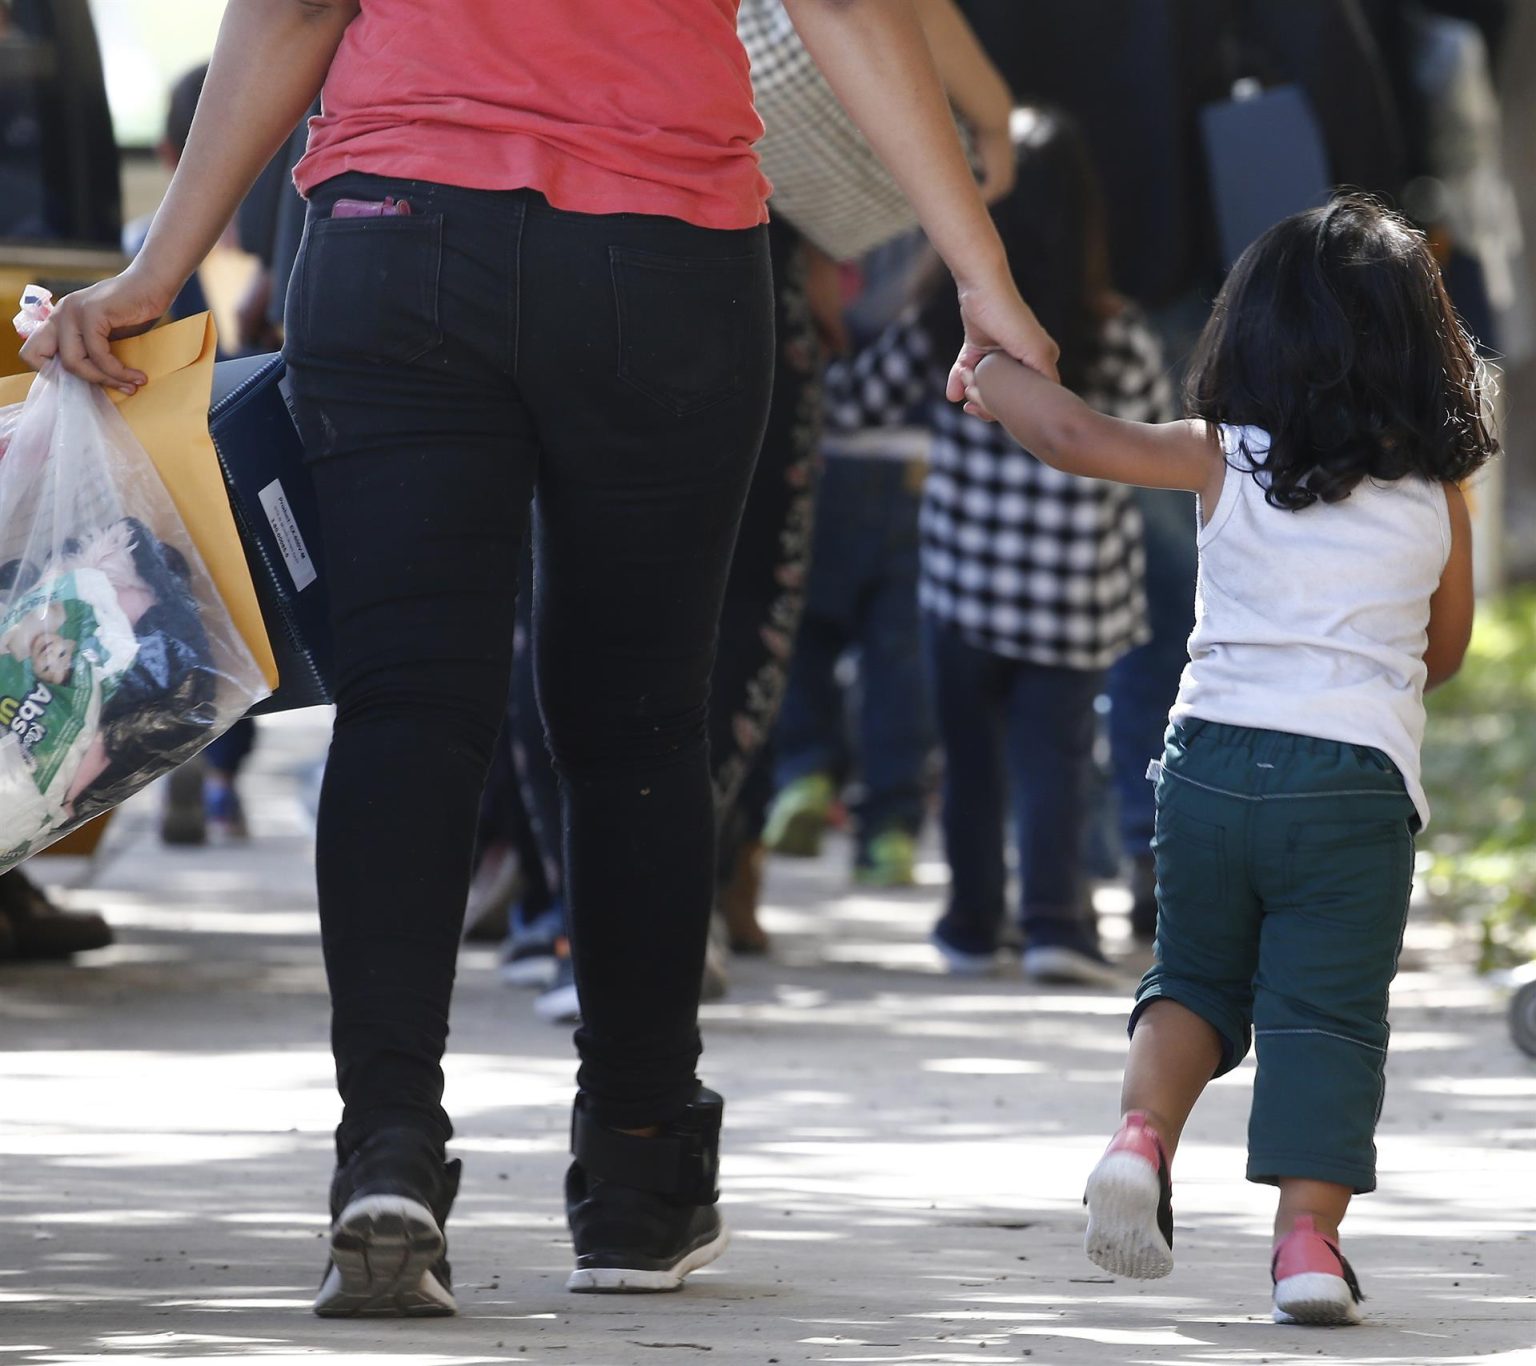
[[1271, 1215, 1364, 1325], [1083, 1111, 1174, 1278]]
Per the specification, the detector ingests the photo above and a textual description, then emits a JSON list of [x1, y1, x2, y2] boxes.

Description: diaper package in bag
[[0, 291, 270, 868]]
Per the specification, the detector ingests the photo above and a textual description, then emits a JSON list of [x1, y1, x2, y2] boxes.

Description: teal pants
[[1133, 719, 1418, 1193]]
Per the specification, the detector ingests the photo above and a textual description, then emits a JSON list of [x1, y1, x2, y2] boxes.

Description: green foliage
[[1421, 587, 1536, 970]]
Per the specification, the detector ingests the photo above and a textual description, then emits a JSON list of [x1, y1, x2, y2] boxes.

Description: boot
[[565, 1086, 727, 1293]]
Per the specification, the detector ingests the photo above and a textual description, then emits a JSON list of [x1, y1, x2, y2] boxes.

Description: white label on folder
[[258, 479, 318, 593]]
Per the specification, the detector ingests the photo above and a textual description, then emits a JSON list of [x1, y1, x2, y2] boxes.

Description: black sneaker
[[313, 1127, 461, 1317], [1022, 936, 1124, 988], [499, 904, 566, 989], [0, 871, 113, 958], [565, 1087, 728, 1294]]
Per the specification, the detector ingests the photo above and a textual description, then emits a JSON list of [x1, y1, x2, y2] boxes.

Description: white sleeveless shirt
[[1170, 425, 1452, 826]]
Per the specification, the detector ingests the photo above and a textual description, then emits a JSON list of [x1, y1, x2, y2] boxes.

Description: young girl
[[823, 108, 1171, 986], [966, 195, 1493, 1324]]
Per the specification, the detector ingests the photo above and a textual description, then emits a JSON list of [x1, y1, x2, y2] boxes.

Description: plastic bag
[[0, 293, 270, 869]]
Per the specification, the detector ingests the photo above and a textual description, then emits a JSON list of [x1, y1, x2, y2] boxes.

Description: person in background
[[714, 0, 1016, 946], [969, 195, 1490, 1325], [764, 231, 940, 889], [822, 110, 1166, 986], [27, 0, 1056, 1316], [123, 66, 214, 324]]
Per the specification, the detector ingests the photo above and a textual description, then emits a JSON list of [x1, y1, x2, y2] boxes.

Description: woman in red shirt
[[29, 0, 1055, 1317]]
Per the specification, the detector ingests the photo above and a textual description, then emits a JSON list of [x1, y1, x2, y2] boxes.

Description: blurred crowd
[[453, 0, 1533, 1012], [2, 0, 1528, 989]]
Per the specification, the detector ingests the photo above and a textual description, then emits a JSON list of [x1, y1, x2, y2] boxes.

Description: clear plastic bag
[[0, 334, 270, 869]]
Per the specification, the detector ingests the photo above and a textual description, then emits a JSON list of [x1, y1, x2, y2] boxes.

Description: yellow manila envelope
[[0, 313, 278, 690]]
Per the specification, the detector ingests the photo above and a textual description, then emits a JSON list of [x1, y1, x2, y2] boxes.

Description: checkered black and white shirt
[[825, 306, 1175, 671]]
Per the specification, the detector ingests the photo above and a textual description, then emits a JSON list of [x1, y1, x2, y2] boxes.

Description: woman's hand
[[950, 274, 1060, 413], [19, 267, 174, 393]]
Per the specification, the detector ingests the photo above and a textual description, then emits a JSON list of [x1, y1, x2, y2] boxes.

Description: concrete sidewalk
[[2, 712, 1533, 1366]]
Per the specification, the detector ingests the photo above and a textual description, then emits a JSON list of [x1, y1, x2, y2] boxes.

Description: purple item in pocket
[[330, 196, 412, 219]]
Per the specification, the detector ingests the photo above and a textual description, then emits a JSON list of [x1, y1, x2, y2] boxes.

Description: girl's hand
[[19, 266, 174, 394], [949, 276, 1060, 414]]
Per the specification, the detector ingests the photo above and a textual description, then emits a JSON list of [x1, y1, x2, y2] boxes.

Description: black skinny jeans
[[510, 222, 824, 894], [284, 174, 774, 1151]]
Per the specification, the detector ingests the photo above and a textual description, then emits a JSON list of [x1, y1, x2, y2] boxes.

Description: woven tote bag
[[740, 0, 940, 260]]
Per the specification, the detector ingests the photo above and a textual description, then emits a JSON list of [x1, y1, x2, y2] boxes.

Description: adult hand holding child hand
[[949, 276, 1058, 419]]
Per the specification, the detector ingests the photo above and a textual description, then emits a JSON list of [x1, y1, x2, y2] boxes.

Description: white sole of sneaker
[[500, 954, 559, 990], [930, 933, 1002, 977], [1083, 1152, 1173, 1279], [313, 1194, 456, 1317], [1273, 1273, 1361, 1325], [565, 1223, 730, 1294], [535, 982, 581, 1024]]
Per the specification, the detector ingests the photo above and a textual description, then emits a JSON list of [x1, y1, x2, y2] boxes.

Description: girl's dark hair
[[922, 107, 1114, 392], [1186, 194, 1497, 510]]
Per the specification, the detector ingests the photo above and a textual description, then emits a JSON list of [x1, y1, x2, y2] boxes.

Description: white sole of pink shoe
[[1083, 1151, 1173, 1279], [1273, 1271, 1362, 1325]]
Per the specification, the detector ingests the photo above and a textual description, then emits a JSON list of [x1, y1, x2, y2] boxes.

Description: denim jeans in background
[[285, 173, 773, 1151], [1105, 288, 1207, 861], [202, 716, 255, 777], [926, 617, 1104, 954], [1107, 486, 1198, 857], [774, 455, 933, 845]]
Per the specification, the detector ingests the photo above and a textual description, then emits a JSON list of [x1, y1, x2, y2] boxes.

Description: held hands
[[948, 275, 1059, 418], [18, 266, 175, 394]]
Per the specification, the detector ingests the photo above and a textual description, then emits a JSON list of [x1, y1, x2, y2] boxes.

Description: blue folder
[[208, 353, 332, 714]]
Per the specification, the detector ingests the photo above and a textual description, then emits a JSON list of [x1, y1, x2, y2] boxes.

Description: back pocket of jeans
[[610, 247, 750, 417], [296, 214, 444, 365], [1153, 806, 1229, 911]]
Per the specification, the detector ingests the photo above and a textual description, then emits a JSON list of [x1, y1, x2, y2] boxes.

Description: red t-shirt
[[295, 0, 771, 231]]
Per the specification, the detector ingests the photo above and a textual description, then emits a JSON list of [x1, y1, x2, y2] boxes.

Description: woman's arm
[[782, 0, 1056, 387], [911, 0, 1015, 203], [1424, 483, 1474, 690], [970, 352, 1222, 496], [21, 0, 359, 391]]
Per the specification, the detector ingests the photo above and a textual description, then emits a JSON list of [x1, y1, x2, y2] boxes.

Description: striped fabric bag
[[740, 0, 944, 261]]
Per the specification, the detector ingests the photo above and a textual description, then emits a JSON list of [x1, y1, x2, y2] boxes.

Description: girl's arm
[[970, 352, 1224, 497], [21, 0, 360, 392], [911, 0, 1015, 203], [1424, 483, 1474, 690], [782, 0, 1057, 387]]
